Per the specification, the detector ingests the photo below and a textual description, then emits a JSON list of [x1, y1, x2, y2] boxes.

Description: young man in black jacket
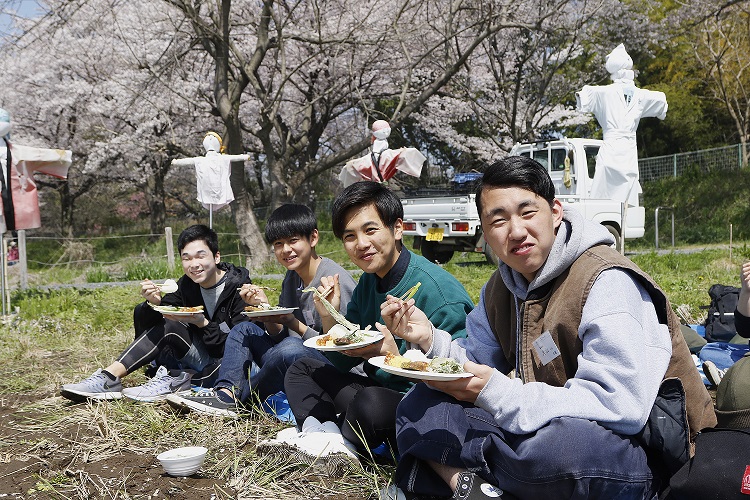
[[60, 224, 252, 402]]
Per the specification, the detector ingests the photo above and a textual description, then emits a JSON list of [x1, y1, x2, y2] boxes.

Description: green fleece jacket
[[327, 250, 474, 392]]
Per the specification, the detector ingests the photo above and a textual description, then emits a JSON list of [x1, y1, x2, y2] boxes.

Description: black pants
[[118, 319, 220, 386], [284, 357, 404, 453]]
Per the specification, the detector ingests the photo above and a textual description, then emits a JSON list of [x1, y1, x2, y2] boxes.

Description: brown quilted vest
[[483, 245, 716, 443]]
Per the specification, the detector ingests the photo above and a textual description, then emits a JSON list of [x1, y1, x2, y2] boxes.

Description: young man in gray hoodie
[[382, 156, 714, 499]]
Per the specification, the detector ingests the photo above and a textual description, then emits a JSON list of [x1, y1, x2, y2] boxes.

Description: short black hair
[[331, 182, 403, 239], [264, 204, 318, 243], [177, 224, 219, 256], [476, 156, 555, 215]]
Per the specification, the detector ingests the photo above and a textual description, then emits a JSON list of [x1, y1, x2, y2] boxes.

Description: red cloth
[[1, 142, 72, 230]]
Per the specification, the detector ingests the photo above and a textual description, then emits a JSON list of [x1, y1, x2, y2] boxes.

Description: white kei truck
[[401, 138, 646, 264]]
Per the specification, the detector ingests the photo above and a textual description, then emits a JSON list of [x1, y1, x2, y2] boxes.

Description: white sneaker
[[258, 418, 360, 476], [121, 366, 192, 402]]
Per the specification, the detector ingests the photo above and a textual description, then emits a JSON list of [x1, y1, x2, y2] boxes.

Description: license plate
[[426, 227, 444, 242]]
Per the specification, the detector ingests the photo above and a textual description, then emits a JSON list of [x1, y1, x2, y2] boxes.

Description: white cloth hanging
[[172, 152, 248, 210], [576, 83, 667, 205]]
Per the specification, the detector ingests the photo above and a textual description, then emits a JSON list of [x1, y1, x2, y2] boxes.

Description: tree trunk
[[149, 160, 167, 238], [58, 182, 74, 238], [145, 165, 167, 242], [227, 143, 268, 268]]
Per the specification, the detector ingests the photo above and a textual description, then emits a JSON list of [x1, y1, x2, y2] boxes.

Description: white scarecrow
[[576, 44, 668, 205], [171, 132, 249, 227], [0, 108, 72, 232], [338, 120, 426, 187]]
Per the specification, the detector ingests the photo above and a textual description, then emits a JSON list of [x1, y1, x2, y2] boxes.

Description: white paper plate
[[241, 307, 298, 318], [368, 355, 473, 381], [303, 332, 384, 351]]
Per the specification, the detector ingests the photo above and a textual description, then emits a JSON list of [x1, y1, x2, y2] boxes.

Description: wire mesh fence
[[639, 143, 745, 182]]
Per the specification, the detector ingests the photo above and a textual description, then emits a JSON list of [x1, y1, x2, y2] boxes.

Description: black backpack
[[703, 284, 740, 343], [665, 427, 750, 499]]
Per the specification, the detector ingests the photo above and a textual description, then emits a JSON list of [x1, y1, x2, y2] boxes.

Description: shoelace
[[82, 372, 111, 389], [137, 374, 173, 391]]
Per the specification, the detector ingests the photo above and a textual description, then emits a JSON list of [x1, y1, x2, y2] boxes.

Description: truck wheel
[[603, 224, 622, 252], [421, 241, 454, 264]]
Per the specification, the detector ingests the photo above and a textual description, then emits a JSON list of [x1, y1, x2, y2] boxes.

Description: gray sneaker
[[60, 369, 123, 402], [121, 366, 192, 402], [165, 390, 240, 418]]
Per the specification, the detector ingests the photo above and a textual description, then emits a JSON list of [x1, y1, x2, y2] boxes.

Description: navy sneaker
[[165, 389, 240, 418]]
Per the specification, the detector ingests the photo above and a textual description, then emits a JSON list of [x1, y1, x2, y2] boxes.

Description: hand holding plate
[[425, 360, 492, 403]]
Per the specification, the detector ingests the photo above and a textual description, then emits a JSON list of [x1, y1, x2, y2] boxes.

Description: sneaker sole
[[256, 441, 359, 477], [60, 389, 122, 403], [164, 394, 239, 418], [703, 362, 723, 387]]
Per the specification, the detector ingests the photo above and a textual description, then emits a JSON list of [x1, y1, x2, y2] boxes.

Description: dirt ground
[[0, 394, 236, 499]]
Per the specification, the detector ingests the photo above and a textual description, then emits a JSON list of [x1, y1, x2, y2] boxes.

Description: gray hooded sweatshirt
[[424, 208, 672, 436]]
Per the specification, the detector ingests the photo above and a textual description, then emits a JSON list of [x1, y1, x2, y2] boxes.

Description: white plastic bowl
[[156, 446, 207, 476]]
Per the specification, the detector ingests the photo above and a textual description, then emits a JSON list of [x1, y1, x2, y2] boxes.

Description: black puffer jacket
[[133, 262, 252, 358]]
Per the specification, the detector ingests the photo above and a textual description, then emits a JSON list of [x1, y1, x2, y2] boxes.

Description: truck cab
[[401, 138, 645, 264], [511, 138, 645, 244]]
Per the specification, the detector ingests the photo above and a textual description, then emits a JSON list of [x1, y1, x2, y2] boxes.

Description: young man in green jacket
[[258, 181, 474, 475]]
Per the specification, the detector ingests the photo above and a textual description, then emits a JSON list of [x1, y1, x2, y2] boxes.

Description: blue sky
[[0, 0, 43, 36]]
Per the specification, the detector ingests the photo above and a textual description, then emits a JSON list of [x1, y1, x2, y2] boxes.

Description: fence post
[[654, 206, 675, 249], [165, 227, 174, 270], [673, 154, 677, 178], [18, 229, 27, 290]]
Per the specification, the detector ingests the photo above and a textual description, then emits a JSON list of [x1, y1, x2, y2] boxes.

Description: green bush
[[86, 266, 112, 283], [123, 258, 176, 281], [642, 166, 750, 245]]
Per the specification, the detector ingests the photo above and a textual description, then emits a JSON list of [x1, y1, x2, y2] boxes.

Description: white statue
[[339, 120, 426, 187], [576, 44, 668, 205], [171, 132, 249, 226], [0, 108, 72, 232]]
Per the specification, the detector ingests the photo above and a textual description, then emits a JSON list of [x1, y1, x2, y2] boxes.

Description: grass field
[[0, 242, 747, 498]]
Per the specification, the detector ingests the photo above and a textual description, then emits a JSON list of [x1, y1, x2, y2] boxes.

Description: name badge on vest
[[533, 331, 561, 365], [219, 321, 231, 333]]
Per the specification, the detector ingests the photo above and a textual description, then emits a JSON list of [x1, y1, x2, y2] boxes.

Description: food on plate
[[384, 350, 463, 374], [151, 304, 204, 313], [157, 279, 178, 294], [429, 357, 464, 374], [316, 324, 372, 347], [243, 303, 282, 312], [384, 352, 429, 371]]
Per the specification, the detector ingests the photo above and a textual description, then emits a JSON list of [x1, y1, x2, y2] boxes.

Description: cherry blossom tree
[[0, 0, 216, 236], [410, 0, 661, 166], [161, 0, 623, 266]]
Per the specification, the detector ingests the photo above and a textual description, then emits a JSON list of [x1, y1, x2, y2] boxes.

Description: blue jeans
[[214, 322, 328, 403], [395, 383, 658, 499], [698, 341, 750, 371]]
